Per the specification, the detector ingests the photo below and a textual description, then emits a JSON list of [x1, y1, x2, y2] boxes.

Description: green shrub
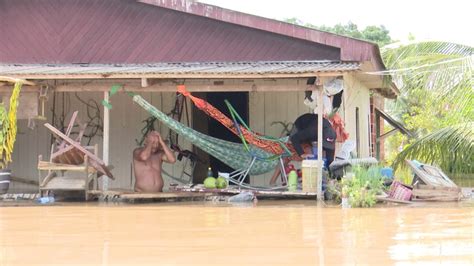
[[341, 165, 384, 208]]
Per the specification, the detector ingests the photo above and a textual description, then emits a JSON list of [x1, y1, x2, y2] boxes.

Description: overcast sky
[[198, 0, 473, 46]]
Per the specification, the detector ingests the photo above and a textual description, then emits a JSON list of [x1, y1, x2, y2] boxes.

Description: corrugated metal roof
[[0, 0, 339, 64], [0, 61, 360, 79]]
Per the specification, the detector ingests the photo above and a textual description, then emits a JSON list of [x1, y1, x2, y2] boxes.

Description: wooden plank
[[175, 186, 318, 198], [0, 76, 36, 86], [44, 123, 114, 179], [376, 195, 412, 204], [412, 189, 461, 198], [40, 172, 57, 188], [120, 192, 209, 199], [0, 77, 334, 93], [414, 184, 461, 192], [40, 177, 86, 190], [86, 190, 211, 201], [88, 189, 131, 196], [38, 160, 95, 173], [10, 176, 39, 186], [54, 82, 311, 92], [412, 196, 461, 202]]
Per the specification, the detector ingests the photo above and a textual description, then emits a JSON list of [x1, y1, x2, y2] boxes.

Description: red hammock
[[177, 85, 300, 158]]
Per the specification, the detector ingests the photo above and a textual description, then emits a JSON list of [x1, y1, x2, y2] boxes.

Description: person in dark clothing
[[290, 113, 336, 165], [269, 113, 336, 185]]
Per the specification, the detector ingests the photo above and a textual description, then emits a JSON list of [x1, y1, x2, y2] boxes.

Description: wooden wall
[[249, 91, 310, 186], [7, 73, 373, 192]]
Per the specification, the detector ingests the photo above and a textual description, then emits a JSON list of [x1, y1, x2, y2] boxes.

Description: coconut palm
[[380, 41, 473, 174]]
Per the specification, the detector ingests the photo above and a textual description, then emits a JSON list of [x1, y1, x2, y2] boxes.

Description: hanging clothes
[[329, 113, 349, 142], [303, 91, 332, 115]]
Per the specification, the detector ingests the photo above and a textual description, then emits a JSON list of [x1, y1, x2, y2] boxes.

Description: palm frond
[[382, 41, 473, 113], [393, 123, 474, 174]]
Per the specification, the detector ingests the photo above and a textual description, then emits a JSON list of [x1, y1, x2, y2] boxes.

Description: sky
[[198, 0, 473, 46]]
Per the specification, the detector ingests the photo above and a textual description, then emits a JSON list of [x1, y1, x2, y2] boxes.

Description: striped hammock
[[177, 85, 297, 157]]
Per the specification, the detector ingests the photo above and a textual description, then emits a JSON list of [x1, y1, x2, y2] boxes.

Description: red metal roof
[[139, 0, 386, 70], [0, 0, 397, 96], [0, 0, 339, 64]]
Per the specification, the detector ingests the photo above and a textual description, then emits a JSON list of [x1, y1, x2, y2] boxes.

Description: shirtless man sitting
[[133, 131, 176, 192]]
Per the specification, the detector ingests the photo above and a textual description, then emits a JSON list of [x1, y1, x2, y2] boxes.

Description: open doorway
[[192, 92, 249, 183]]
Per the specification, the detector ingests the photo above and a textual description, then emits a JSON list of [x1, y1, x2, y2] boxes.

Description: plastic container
[[37, 196, 55, 204], [380, 167, 394, 179], [288, 170, 298, 192], [302, 160, 319, 192], [207, 167, 213, 178]]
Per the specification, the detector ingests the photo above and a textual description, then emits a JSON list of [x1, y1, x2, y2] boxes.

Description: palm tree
[[380, 41, 473, 174]]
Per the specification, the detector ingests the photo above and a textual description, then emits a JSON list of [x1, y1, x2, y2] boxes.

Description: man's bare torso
[[133, 148, 164, 192]]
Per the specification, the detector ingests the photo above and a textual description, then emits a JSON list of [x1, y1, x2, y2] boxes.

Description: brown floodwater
[[0, 201, 473, 265]]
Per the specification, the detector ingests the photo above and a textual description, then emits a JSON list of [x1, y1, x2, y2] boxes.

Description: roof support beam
[[0, 76, 36, 86], [0, 78, 318, 92]]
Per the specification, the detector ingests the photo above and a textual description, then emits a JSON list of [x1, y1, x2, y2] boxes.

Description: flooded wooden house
[[0, 0, 398, 193]]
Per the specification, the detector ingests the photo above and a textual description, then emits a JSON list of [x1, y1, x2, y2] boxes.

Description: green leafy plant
[[381, 41, 473, 175], [341, 166, 385, 208]]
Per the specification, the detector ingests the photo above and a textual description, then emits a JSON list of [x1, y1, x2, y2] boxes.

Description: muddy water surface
[[0, 201, 473, 265]]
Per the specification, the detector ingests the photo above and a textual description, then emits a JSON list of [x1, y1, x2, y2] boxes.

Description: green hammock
[[132, 95, 279, 175]]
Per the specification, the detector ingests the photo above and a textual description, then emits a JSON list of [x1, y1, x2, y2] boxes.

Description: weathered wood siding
[[249, 91, 311, 186]]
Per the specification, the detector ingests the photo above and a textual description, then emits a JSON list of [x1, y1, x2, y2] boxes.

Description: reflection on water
[[0, 201, 473, 265]]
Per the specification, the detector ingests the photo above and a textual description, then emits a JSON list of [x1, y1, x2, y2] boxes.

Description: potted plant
[[0, 80, 22, 194]]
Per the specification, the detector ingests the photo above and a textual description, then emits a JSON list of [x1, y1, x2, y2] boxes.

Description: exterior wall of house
[[8, 73, 373, 192], [370, 95, 385, 160], [342, 73, 372, 158]]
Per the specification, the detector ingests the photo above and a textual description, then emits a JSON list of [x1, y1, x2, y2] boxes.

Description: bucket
[[302, 160, 319, 192], [0, 169, 11, 194]]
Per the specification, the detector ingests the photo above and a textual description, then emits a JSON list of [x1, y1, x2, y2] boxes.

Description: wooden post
[[102, 91, 110, 191], [316, 78, 324, 201], [375, 111, 381, 161]]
